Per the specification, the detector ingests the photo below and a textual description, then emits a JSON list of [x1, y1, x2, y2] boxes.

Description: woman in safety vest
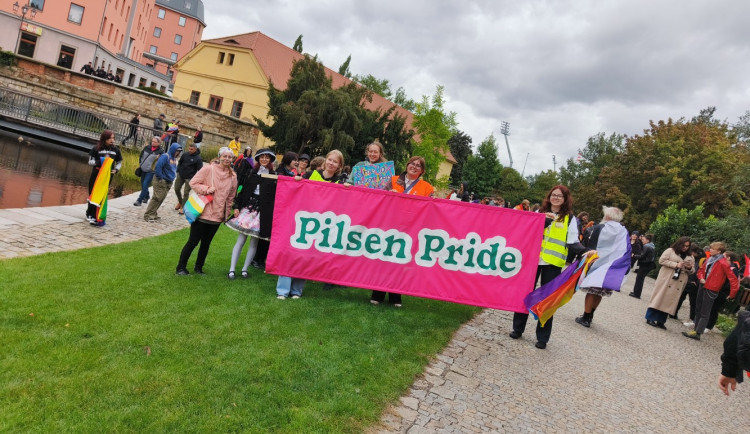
[[509, 184, 586, 349], [390, 156, 434, 197]]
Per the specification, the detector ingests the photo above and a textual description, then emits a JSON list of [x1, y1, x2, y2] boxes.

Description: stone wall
[[0, 57, 259, 149]]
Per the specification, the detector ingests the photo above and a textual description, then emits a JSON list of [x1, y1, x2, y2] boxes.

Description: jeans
[[276, 276, 305, 297], [137, 171, 155, 203]]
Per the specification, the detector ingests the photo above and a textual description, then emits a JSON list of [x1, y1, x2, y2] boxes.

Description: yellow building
[[172, 31, 454, 176]]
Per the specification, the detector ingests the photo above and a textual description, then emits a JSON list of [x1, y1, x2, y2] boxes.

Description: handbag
[[183, 166, 215, 224], [135, 167, 142, 177]]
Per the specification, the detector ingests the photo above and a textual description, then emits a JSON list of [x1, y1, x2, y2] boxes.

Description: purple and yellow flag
[[524, 254, 598, 327]]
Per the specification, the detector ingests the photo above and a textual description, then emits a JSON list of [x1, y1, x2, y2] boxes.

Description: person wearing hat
[[296, 153, 310, 175], [225, 148, 276, 279]]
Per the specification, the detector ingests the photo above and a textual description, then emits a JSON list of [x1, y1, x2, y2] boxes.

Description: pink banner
[[266, 177, 545, 312]]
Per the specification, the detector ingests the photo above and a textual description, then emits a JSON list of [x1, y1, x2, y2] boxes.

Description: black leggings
[[177, 220, 221, 271]]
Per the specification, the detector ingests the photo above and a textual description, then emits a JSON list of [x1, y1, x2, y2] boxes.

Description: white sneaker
[[704, 328, 711, 334], [683, 321, 694, 327], [291, 295, 300, 299], [276, 295, 286, 300], [370, 300, 379, 305]]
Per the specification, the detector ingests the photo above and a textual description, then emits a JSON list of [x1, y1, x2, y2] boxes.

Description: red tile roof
[[203, 31, 455, 164]]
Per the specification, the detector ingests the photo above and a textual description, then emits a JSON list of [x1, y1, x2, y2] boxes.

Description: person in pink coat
[[176, 147, 238, 275]]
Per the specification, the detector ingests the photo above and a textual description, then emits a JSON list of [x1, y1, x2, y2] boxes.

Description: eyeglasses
[[408, 162, 423, 168], [550, 194, 564, 199]]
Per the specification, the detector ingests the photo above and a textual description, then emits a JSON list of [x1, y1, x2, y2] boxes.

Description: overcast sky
[[203, 0, 750, 176]]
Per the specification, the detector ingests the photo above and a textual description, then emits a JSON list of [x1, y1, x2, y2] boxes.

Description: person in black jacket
[[719, 310, 749, 395], [225, 149, 276, 279], [121, 113, 140, 146], [173, 143, 203, 214], [629, 233, 655, 299]]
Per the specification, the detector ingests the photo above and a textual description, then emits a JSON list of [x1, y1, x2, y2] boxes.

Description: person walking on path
[[683, 242, 739, 340], [718, 310, 750, 395], [176, 147, 237, 276], [574, 206, 630, 328], [173, 143, 203, 214], [644, 237, 694, 329], [510, 185, 586, 349], [134, 136, 164, 206], [144, 143, 182, 222], [121, 114, 140, 146], [629, 233, 655, 299]]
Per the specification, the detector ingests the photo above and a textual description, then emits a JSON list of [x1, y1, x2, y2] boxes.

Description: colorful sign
[[266, 177, 546, 312], [21, 22, 43, 36], [350, 161, 395, 190]]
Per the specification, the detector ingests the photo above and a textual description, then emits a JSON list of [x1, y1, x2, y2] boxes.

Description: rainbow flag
[[87, 157, 113, 225], [524, 254, 598, 327]]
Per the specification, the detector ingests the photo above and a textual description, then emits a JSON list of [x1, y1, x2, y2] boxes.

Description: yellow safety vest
[[539, 214, 569, 268]]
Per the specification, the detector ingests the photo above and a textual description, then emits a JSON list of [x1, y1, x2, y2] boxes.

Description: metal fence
[[0, 86, 230, 150]]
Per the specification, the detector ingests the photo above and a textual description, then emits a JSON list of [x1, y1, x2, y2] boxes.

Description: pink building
[[0, 0, 202, 93], [144, 0, 205, 82]]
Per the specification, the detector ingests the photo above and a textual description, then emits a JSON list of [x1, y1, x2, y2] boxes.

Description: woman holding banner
[[226, 149, 276, 279], [275, 150, 345, 299], [510, 185, 586, 349], [370, 156, 435, 307], [86, 130, 123, 225], [354, 141, 387, 168]]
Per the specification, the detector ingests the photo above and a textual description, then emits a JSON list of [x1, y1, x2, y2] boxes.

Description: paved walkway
[[2, 198, 748, 432]]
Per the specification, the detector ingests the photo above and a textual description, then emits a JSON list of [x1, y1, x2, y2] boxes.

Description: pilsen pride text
[[290, 211, 523, 277]]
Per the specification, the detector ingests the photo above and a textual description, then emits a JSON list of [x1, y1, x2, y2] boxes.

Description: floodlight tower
[[500, 121, 513, 168]]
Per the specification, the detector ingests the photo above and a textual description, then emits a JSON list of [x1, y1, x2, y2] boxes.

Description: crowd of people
[[80, 61, 122, 83], [85, 134, 749, 393]]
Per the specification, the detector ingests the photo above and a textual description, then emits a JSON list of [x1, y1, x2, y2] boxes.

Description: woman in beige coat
[[645, 236, 694, 329]]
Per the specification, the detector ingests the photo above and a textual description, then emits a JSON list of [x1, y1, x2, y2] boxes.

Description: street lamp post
[[12, 1, 39, 55]]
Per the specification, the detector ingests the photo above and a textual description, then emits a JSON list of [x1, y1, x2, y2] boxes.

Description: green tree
[[462, 134, 503, 198], [447, 130, 472, 184], [338, 55, 352, 78], [411, 85, 457, 186], [393, 87, 416, 111], [648, 205, 714, 255], [256, 55, 413, 164], [497, 167, 529, 205], [354, 74, 392, 99], [292, 35, 303, 53]]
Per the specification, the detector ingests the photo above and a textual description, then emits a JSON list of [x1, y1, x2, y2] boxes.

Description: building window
[[17, 32, 37, 58], [178, 16, 186, 26], [139, 77, 147, 87], [185, 1, 192, 10], [189, 91, 200, 105], [149, 45, 157, 54], [150, 82, 157, 88], [68, 4, 84, 24], [217, 52, 225, 64], [157, 8, 165, 19], [30, 0, 44, 10], [174, 34, 182, 45], [170, 52, 178, 61], [56, 45, 75, 69], [231, 101, 243, 118], [160, 85, 166, 93], [153, 27, 161, 37], [208, 95, 223, 111], [228, 53, 235, 65]]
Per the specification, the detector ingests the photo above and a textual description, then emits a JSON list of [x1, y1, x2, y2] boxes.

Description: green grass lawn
[[1, 228, 480, 432]]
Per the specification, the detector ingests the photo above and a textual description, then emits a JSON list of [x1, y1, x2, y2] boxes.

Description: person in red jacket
[[683, 241, 739, 340]]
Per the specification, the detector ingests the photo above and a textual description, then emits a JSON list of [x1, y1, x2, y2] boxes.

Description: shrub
[[648, 205, 714, 254], [0, 49, 17, 67], [137, 86, 168, 97]]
